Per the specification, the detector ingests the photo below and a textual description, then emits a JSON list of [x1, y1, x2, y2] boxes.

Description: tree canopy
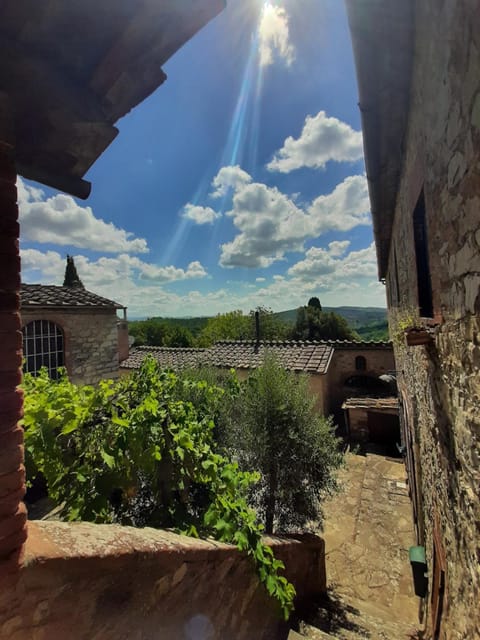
[[63, 255, 84, 289]]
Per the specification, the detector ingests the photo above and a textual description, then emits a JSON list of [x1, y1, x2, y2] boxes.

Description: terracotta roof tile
[[121, 340, 334, 374]]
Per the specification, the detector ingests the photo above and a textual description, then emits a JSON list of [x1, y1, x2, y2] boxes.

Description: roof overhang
[[0, 0, 225, 198], [345, 0, 414, 279]]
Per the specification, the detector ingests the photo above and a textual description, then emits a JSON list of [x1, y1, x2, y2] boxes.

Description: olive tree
[[228, 354, 344, 533]]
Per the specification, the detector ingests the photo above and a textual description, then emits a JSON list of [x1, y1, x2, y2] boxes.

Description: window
[[22, 320, 64, 379], [413, 191, 433, 317], [355, 355, 367, 371]]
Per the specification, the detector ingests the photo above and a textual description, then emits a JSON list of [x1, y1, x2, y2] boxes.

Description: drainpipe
[[0, 142, 27, 570]]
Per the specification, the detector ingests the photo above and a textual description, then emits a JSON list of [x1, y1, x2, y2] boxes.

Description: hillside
[[131, 307, 389, 342]]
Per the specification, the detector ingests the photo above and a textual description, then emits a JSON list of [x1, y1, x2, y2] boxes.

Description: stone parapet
[[0, 521, 326, 640]]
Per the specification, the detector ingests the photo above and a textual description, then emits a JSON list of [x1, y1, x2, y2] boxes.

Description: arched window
[[22, 320, 64, 379], [355, 355, 367, 371]]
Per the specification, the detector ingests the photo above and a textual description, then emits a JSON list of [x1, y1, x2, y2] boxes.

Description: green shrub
[[22, 359, 295, 618]]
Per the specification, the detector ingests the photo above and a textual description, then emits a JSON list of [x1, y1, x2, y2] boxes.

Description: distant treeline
[[128, 301, 389, 348]]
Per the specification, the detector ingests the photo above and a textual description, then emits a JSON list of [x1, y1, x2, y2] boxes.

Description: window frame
[[22, 319, 65, 380]]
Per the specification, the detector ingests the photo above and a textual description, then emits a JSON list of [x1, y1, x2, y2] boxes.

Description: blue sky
[[19, 0, 386, 318]]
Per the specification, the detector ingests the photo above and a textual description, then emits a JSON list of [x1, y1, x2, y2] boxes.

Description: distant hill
[[131, 307, 389, 342], [274, 306, 387, 328]]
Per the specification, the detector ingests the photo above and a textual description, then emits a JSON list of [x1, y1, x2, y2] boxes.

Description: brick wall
[[0, 145, 27, 570], [385, 1, 480, 637], [21, 309, 120, 386]]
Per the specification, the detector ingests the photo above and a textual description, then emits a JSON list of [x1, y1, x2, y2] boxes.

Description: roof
[[120, 346, 207, 371], [345, 0, 414, 278], [0, 0, 225, 198], [20, 284, 124, 310], [322, 339, 392, 350], [121, 341, 335, 374], [342, 397, 399, 412]]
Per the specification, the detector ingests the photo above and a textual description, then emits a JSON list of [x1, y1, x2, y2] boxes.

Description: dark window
[[413, 191, 433, 317], [355, 355, 367, 371], [22, 320, 64, 379]]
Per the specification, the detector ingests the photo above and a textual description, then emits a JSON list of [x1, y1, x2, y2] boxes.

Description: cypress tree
[[63, 255, 84, 288]]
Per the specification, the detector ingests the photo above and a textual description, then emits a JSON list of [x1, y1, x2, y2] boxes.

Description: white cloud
[[210, 165, 252, 199], [255, 277, 266, 283], [182, 204, 220, 225], [258, 4, 295, 68], [267, 111, 363, 173], [220, 180, 307, 268], [139, 260, 207, 283], [218, 169, 370, 268], [308, 175, 371, 235], [328, 240, 350, 257], [21, 249, 207, 291], [18, 178, 148, 254], [287, 242, 377, 282]]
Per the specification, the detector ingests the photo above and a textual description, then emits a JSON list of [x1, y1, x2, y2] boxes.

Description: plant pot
[[404, 328, 433, 346]]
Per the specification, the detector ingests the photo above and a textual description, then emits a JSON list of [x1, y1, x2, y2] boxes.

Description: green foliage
[[293, 304, 358, 341], [197, 310, 250, 346], [355, 320, 389, 342], [22, 360, 295, 618], [224, 354, 344, 534], [307, 296, 322, 310], [129, 319, 195, 347]]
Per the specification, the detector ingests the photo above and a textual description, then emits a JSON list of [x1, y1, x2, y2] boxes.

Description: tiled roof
[[121, 341, 334, 374], [20, 284, 124, 310], [120, 346, 208, 371], [342, 397, 399, 411], [323, 339, 392, 350]]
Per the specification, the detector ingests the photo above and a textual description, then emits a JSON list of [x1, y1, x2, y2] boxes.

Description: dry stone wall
[[386, 1, 480, 637]]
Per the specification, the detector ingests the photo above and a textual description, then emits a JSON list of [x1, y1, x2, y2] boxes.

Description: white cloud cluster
[[258, 3, 295, 68], [287, 242, 377, 281], [21, 249, 207, 292], [182, 204, 220, 225], [267, 111, 364, 173], [210, 165, 252, 199], [214, 166, 370, 269], [18, 178, 148, 254]]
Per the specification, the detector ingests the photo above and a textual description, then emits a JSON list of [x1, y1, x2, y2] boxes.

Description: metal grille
[[22, 320, 64, 379]]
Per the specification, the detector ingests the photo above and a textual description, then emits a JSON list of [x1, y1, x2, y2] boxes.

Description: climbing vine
[[22, 359, 295, 618]]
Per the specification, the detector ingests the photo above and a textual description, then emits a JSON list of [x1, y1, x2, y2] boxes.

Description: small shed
[[342, 396, 400, 450]]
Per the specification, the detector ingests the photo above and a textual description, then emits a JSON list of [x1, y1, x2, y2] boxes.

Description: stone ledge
[[1, 521, 326, 640]]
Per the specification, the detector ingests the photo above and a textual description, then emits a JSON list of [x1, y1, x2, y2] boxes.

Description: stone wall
[[21, 309, 120, 386], [0, 521, 326, 640], [385, 1, 480, 637]]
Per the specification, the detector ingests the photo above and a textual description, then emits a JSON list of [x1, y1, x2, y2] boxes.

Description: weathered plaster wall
[[21, 310, 120, 385], [386, 1, 480, 637], [326, 348, 395, 417], [0, 521, 326, 640]]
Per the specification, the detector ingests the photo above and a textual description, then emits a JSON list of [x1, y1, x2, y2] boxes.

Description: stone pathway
[[291, 452, 422, 639]]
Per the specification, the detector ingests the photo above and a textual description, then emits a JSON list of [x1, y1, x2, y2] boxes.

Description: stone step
[[295, 592, 420, 640], [288, 628, 335, 640]]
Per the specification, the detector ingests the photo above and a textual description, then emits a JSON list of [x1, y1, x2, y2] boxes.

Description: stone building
[[347, 1, 480, 638], [120, 339, 395, 430], [20, 284, 128, 385]]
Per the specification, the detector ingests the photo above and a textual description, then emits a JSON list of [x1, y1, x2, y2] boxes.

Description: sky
[[19, 0, 386, 318]]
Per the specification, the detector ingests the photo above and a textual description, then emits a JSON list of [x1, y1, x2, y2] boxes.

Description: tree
[[197, 310, 250, 346], [227, 354, 343, 533], [63, 255, 84, 288], [307, 296, 322, 311], [248, 306, 290, 341], [292, 303, 358, 341]]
